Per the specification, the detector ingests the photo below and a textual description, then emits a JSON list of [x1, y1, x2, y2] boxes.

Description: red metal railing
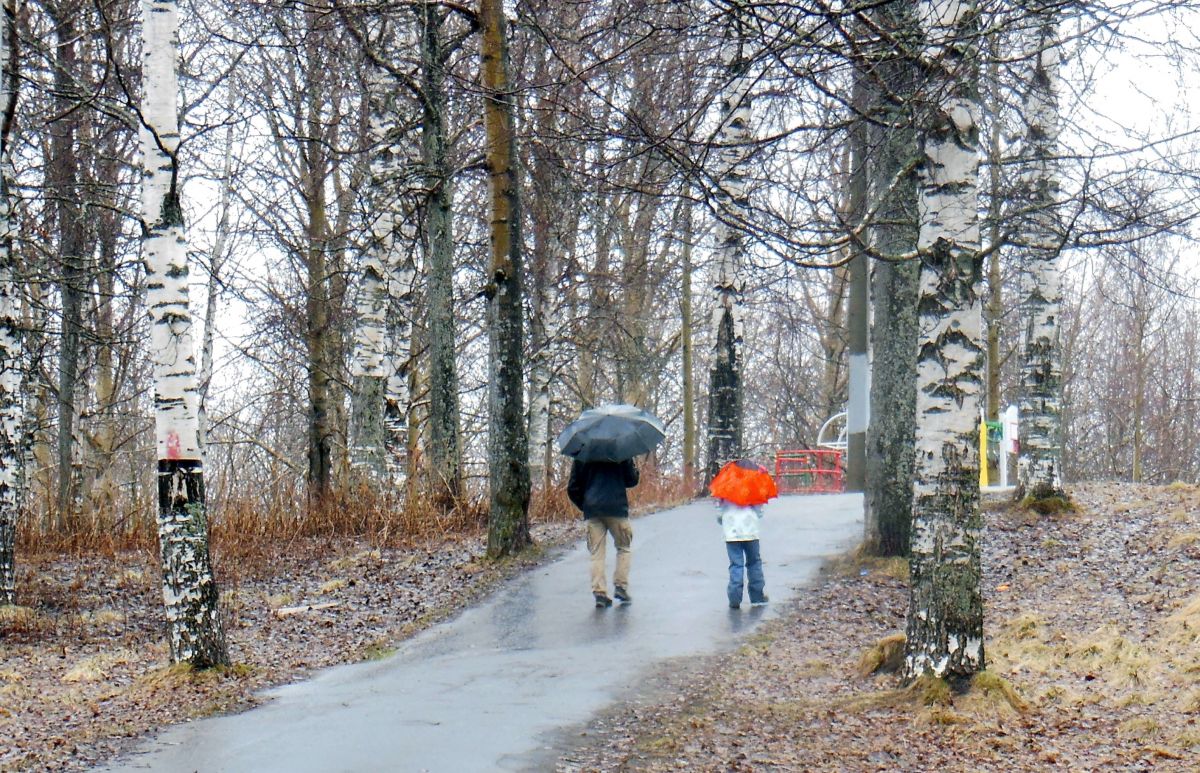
[[774, 449, 844, 494]]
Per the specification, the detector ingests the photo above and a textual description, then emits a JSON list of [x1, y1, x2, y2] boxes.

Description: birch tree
[[198, 125, 237, 464], [706, 0, 752, 480], [681, 198, 697, 485], [350, 64, 399, 478], [0, 0, 21, 606], [480, 0, 530, 557], [385, 219, 417, 483], [1015, 1, 1066, 501], [141, 0, 228, 667], [523, 14, 583, 491], [903, 0, 985, 682]]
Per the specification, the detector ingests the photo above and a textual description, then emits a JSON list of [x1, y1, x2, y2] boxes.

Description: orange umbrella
[[709, 459, 778, 507]]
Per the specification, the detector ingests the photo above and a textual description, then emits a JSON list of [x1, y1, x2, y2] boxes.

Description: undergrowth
[[14, 466, 695, 569]]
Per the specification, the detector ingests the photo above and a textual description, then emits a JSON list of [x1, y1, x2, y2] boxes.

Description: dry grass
[[828, 544, 910, 582], [18, 469, 690, 571], [1168, 531, 1200, 549], [836, 673, 952, 713], [1020, 493, 1076, 515], [966, 670, 1029, 714], [858, 632, 906, 676], [561, 483, 1200, 772], [629, 466, 697, 513]]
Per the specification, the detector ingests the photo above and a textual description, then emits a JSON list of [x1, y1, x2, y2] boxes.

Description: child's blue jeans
[[726, 539, 765, 606]]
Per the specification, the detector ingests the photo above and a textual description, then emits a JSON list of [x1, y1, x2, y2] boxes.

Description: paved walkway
[[100, 494, 862, 773]]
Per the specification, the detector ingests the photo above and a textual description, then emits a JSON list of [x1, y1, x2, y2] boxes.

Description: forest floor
[[0, 518, 582, 772], [5, 482, 1200, 772], [558, 482, 1200, 772]]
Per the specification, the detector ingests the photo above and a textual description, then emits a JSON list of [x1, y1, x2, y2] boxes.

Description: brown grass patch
[[1168, 532, 1200, 549], [1020, 493, 1076, 515], [858, 632, 906, 676], [830, 544, 910, 581], [966, 670, 1029, 714]]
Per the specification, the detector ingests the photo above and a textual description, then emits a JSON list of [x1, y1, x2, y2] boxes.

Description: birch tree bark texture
[[349, 65, 398, 479], [525, 111, 574, 491], [681, 198, 697, 486], [706, 5, 752, 481], [141, 0, 227, 667], [480, 0, 531, 558], [0, 0, 21, 607], [385, 228, 417, 483], [903, 0, 985, 683], [1016, 2, 1066, 502]]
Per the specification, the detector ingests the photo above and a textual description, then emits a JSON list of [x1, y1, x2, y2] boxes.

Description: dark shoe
[[594, 592, 613, 608], [751, 595, 769, 607], [729, 601, 741, 609], [614, 586, 631, 603]]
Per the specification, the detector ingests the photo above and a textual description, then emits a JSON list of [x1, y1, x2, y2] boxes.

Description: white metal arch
[[816, 411, 848, 452]]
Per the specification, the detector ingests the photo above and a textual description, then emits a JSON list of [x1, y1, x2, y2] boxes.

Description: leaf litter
[[557, 483, 1200, 772], [8, 482, 1200, 771], [0, 521, 577, 771]]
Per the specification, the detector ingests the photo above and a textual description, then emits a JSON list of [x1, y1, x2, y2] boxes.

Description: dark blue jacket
[[567, 459, 639, 519]]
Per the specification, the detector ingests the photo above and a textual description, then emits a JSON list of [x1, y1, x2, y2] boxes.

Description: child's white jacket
[[717, 502, 763, 542]]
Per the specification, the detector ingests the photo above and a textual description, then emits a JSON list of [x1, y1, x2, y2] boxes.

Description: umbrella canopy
[[709, 459, 778, 507], [556, 404, 666, 463]]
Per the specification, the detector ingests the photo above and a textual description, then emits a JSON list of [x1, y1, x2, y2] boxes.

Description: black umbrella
[[556, 403, 666, 463]]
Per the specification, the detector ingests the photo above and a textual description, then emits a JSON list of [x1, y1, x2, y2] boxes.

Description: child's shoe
[[614, 586, 631, 603], [594, 592, 613, 608]]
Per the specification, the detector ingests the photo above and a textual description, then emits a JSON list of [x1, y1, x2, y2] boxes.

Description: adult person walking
[[568, 457, 639, 607], [557, 404, 665, 608]]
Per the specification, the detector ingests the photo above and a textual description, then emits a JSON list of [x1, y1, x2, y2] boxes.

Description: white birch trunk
[[385, 238, 415, 483], [349, 66, 395, 478], [904, 0, 985, 683], [706, 6, 751, 479], [0, 0, 22, 606], [349, 245, 389, 476], [198, 125, 235, 464], [526, 334, 551, 487], [1016, 3, 1065, 500], [526, 172, 570, 489], [141, 0, 227, 667]]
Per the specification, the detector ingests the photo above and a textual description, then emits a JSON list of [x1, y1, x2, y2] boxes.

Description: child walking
[[716, 499, 768, 609]]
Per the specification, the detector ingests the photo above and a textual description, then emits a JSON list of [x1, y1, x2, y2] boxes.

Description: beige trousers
[[586, 517, 632, 595]]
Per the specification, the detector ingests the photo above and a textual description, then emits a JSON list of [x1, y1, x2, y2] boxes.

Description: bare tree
[[141, 0, 228, 667], [480, 0, 530, 557], [0, 0, 21, 606], [420, 1, 466, 505], [863, 0, 920, 558]]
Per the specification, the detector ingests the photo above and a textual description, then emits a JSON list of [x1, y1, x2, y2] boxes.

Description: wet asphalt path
[[99, 494, 862, 773]]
